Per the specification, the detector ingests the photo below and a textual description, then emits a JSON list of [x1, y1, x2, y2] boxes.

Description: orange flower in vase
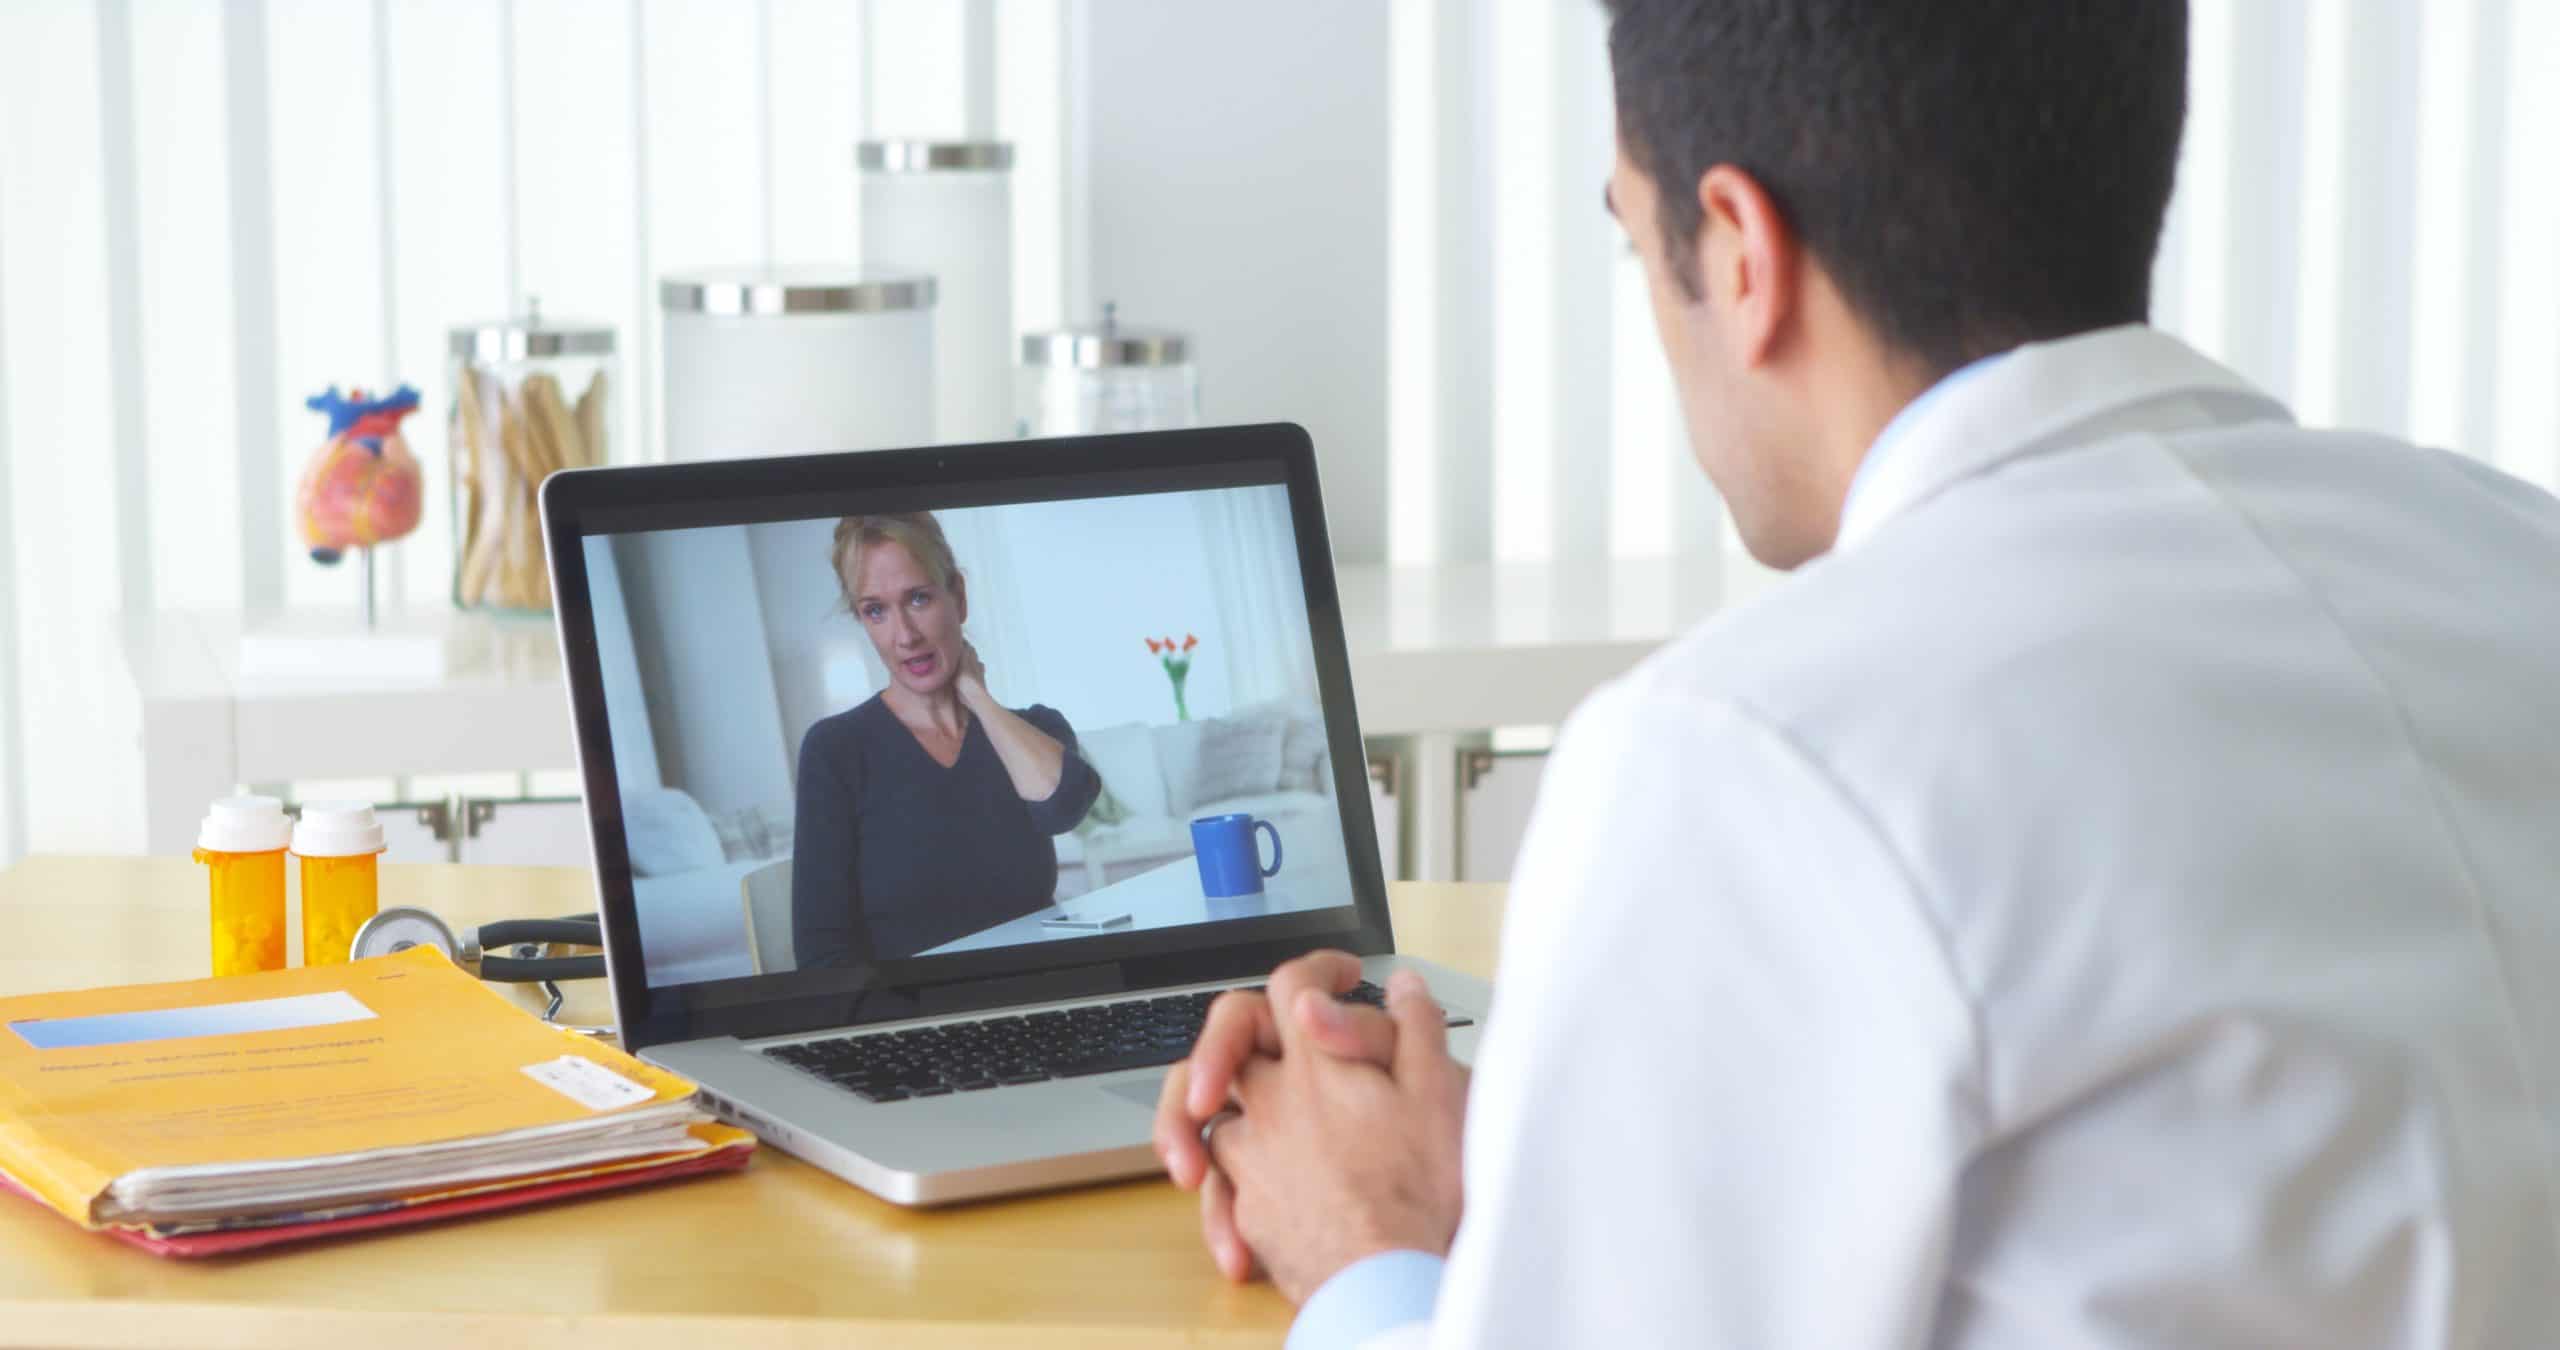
[[1148, 633, 1201, 721]]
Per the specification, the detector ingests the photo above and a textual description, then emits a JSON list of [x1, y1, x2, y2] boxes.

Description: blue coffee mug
[[1191, 813, 1284, 898]]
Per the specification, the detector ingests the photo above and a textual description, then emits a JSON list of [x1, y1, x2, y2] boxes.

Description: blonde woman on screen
[[790, 512, 1101, 964]]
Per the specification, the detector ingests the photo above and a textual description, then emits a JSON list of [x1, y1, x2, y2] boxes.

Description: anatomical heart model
[[297, 385, 425, 625], [298, 385, 425, 563]]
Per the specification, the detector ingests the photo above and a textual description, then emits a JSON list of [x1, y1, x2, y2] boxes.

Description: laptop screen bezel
[[542, 423, 1396, 1051]]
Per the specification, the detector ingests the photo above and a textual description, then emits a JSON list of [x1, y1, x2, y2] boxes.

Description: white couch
[[618, 785, 766, 985], [1071, 703, 1335, 891], [632, 859, 761, 985]]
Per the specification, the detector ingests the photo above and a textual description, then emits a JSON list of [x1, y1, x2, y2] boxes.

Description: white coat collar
[[1833, 324, 2293, 551]]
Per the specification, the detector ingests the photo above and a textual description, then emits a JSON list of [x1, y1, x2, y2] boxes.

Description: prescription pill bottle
[[193, 796, 291, 977], [293, 801, 386, 967]]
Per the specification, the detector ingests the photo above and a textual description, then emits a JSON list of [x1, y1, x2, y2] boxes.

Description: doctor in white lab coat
[[1154, 1, 2560, 1346]]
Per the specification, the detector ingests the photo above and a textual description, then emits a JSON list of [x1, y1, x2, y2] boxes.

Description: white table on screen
[[920, 822, 1354, 957]]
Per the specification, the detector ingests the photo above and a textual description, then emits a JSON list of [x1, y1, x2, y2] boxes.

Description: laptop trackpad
[[1100, 1073, 1169, 1112]]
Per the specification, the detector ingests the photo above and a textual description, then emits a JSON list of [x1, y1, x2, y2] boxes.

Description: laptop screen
[[575, 473, 1368, 998]]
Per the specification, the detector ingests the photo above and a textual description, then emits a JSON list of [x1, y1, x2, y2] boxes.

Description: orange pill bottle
[[192, 796, 291, 976], [293, 801, 386, 966]]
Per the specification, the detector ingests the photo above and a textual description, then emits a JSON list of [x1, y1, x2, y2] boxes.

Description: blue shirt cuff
[[1285, 1249, 1445, 1350]]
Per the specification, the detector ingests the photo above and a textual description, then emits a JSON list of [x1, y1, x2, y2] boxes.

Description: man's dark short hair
[[1602, 0, 2187, 377]]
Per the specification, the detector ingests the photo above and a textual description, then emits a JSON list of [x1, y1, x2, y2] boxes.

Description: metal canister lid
[[856, 139, 1014, 173], [660, 265, 937, 317], [1020, 303, 1190, 369], [449, 307, 616, 361]]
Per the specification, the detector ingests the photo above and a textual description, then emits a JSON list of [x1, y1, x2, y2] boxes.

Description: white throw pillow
[[1078, 723, 1172, 819], [1278, 712, 1329, 793], [621, 787, 725, 877], [1157, 713, 1287, 816], [708, 800, 795, 862]]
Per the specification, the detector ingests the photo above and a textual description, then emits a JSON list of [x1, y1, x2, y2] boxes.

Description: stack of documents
[[0, 946, 751, 1255]]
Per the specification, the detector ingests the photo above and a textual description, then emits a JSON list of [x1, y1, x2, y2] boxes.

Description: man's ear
[[1695, 163, 1798, 368]]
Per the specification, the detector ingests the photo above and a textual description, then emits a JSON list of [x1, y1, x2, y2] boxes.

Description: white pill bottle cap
[[292, 801, 387, 857], [197, 795, 292, 853]]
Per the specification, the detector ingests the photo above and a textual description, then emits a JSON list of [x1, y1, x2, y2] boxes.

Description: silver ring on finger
[[1198, 1106, 1243, 1153]]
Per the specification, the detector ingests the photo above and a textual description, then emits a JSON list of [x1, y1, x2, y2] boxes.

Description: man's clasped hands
[[1150, 951, 1471, 1303]]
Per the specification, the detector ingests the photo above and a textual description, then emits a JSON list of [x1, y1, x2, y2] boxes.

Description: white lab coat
[[1416, 326, 2560, 1346]]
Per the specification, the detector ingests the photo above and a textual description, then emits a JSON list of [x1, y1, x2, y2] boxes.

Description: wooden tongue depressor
[[573, 371, 608, 470], [455, 367, 500, 607], [523, 373, 582, 474], [494, 390, 547, 609], [457, 367, 611, 611]]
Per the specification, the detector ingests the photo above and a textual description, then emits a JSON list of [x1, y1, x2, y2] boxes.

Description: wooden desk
[[0, 856, 1506, 1349]]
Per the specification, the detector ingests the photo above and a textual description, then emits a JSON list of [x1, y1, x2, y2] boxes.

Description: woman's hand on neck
[[950, 641, 996, 718]]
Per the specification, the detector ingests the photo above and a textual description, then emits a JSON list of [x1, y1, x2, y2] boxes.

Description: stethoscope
[[350, 906, 609, 1032]]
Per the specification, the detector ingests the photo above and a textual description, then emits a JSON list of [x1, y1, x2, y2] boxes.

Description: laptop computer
[[541, 423, 1491, 1205]]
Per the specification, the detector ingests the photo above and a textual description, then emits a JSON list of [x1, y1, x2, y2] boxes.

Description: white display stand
[[118, 609, 572, 861]]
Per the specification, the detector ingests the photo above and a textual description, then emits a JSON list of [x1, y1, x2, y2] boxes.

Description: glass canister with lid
[[1016, 304, 1199, 437], [448, 309, 618, 615]]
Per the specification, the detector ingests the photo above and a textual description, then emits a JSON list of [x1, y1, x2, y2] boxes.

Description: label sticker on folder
[[521, 1055, 654, 1111]]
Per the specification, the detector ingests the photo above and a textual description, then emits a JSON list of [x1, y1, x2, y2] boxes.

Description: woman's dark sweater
[[790, 694, 1101, 965]]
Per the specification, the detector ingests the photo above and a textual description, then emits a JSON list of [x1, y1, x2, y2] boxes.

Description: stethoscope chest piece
[[350, 906, 462, 963]]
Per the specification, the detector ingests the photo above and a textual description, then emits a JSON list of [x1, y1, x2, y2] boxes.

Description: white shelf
[[116, 551, 1774, 857]]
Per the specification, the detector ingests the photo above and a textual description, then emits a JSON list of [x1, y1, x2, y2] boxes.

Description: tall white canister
[[857, 140, 1013, 445], [659, 265, 937, 462]]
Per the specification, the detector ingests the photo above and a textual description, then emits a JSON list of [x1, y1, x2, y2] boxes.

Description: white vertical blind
[[1386, 0, 2557, 566], [1608, 254, 1675, 559], [1490, 0, 1556, 563], [767, 0, 864, 268], [865, 0, 962, 138], [2159, 0, 2228, 353], [2494, 0, 2560, 489], [1431, 0, 1494, 565], [1548, 0, 1614, 567], [222, 0, 286, 613], [1, 3, 123, 856], [995, 0, 1065, 338], [132, 0, 244, 613], [1387, 0, 1437, 566], [2204, 0, 2309, 403], [4, 0, 2559, 860], [0, 168, 19, 867], [97, 0, 153, 619], [2321, 0, 2422, 437], [2407, 0, 2496, 456]]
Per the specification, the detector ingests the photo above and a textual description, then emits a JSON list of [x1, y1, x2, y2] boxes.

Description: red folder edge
[[2, 1142, 753, 1258]]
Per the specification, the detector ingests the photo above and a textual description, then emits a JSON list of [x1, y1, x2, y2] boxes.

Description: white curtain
[[585, 538, 662, 792], [937, 507, 1048, 711], [1196, 486, 1320, 710]]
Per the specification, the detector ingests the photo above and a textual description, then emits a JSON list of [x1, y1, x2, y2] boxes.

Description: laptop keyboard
[[762, 981, 1473, 1103]]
